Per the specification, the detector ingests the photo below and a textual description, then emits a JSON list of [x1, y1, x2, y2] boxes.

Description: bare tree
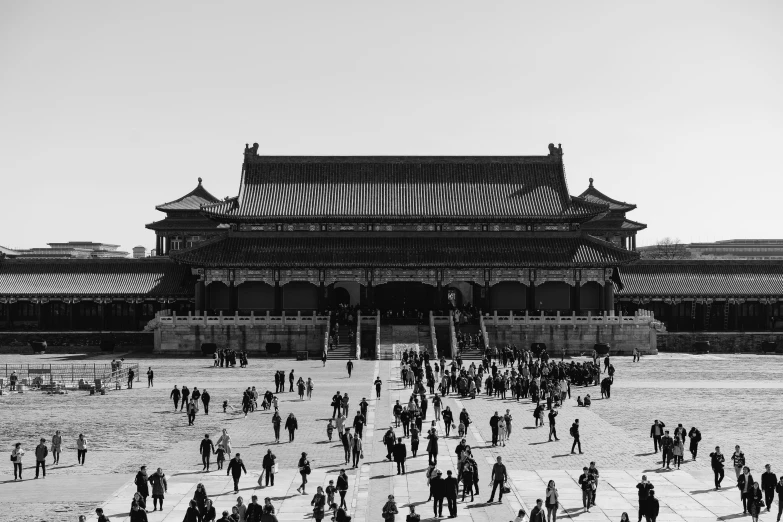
[[641, 237, 691, 259]]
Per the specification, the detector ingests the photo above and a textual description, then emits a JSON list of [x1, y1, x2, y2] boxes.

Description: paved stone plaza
[[3, 352, 783, 522]]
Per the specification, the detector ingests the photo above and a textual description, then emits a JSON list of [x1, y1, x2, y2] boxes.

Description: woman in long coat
[[216, 429, 232, 455], [311, 485, 327, 522], [193, 483, 209, 514], [147, 468, 168, 511], [748, 481, 763, 521]]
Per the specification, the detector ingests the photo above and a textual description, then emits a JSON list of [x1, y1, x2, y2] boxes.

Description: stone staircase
[[378, 323, 433, 359], [329, 324, 356, 360], [456, 324, 484, 359]]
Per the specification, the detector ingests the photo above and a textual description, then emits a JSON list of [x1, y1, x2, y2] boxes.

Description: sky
[[1, 1, 782, 254]]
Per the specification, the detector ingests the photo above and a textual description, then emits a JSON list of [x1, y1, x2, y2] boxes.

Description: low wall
[[157, 325, 327, 355], [0, 331, 154, 354], [487, 323, 659, 355], [658, 332, 783, 353]]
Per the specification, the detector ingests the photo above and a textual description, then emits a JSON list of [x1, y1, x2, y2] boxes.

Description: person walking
[[127, 367, 135, 389], [672, 437, 684, 469], [382, 494, 399, 522], [285, 413, 298, 442], [545, 480, 559, 522], [426, 428, 438, 466], [775, 476, 783, 521], [375, 377, 383, 399], [346, 360, 353, 378], [650, 420, 664, 453], [289, 370, 295, 393], [272, 411, 282, 443], [738, 466, 754, 514], [646, 490, 660, 522], [51, 430, 62, 465], [688, 426, 701, 460], [353, 410, 365, 439], [148, 467, 168, 512], [529, 499, 546, 522], [170, 385, 181, 410], [710, 446, 726, 490], [147, 367, 153, 387], [762, 464, 777, 513], [431, 469, 445, 516], [393, 438, 407, 475], [246, 495, 263, 522], [488, 456, 508, 503], [748, 481, 763, 522], [732, 445, 746, 480], [548, 409, 559, 441], [461, 458, 475, 502], [135, 465, 150, 503], [443, 470, 458, 518], [660, 431, 673, 469], [77, 434, 88, 465], [297, 452, 311, 495], [188, 399, 197, 425], [578, 467, 594, 512], [306, 378, 314, 400], [311, 486, 327, 522], [202, 389, 211, 415], [489, 411, 500, 446], [227, 453, 247, 493], [341, 428, 353, 465], [351, 432, 363, 469], [34, 438, 48, 479], [11, 443, 24, 480], [262, 449, 276, 487], [570, 420, 582, 454], [200, 434, 215, 471], [337, 469, 349, 510], [636, 475, 654, 522]]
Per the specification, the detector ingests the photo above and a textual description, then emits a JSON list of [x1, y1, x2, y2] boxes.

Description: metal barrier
[[2, 363, 140, 387]]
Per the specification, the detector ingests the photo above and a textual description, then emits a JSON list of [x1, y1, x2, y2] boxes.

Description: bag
[[501, 485, 511, 494], [258, 473, 264, 486], [10, 454, 16, 462], [272, 463, 278, 474], [569, 426, 575, 437], [304, 464, 311, 475]]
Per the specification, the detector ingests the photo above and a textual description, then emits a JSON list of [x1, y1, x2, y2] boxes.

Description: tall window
[[170, 236, 183, 250], [186, 236, 201, 248]]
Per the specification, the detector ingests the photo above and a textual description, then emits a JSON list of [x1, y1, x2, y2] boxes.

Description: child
[[576, 395, 583, 407], [458, 421, 466, 438], [216, 447, 225, 470], [272, 395, 279, 411], [223, 400, 228, 413], [325, 480, 336, 506], [327, 420, 335, 441]]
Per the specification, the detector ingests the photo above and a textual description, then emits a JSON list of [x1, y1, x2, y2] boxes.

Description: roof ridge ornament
[[589, 177, 594, 187], [548, 143, 563, 160], [245, 143, 259, 157]]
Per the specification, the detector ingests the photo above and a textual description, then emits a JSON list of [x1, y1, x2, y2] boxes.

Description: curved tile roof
[[202, 157, 608, 223], [578, 178, 636, 211], [171, 234, 637, 268], [156, 178, 220, 212], [618, 261, 783, 297], [0, 259, 194, 297]]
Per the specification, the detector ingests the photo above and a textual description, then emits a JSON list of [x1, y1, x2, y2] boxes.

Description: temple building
[[578, 178, 646, 251], [170, 143, 637, 316], [146, 177, 226, 255]]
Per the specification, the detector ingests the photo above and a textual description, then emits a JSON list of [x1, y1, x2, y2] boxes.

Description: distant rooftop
[[10, 241, 129, 259]]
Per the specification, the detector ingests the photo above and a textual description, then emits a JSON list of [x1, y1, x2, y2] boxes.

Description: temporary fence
[[1, 363, 140, 387]]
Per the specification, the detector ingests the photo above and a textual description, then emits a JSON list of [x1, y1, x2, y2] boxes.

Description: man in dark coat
[[383, 427, 396, 460], [135, 465, 149, 501], [646, 490, 660, 521], [443, 470, 459, 517], [170, 386, 181, 410], [181, 385, 190, 411], [393, 438, 407, 475], [650, 420, 665, 453], [246, 495, 263, 522], [570, 419, 582, 454], [200, 434, 214, 471], [288, 370, 295, 392], [341, 428, 354, 465], [762, 464, 776, 511], [661, 431, 674, 469], [636, 475, 654, 522], [201, 389, 211, 415], [431, 470, 445, 517], [489, 411, 500, 446], [226, 453, 247, 492], [488, 456, 507, 503], [284, 413, 298, 442], [262, 449, 276, 487]]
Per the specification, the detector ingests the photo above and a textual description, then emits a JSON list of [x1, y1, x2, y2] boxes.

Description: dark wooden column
[[435, 281, 443, 311], [598, 284, 605, 313], [274, 282, 282, 314], [573, 283, 581, 315], [527, 282, 537, 312], [228, 282, 238, 314], [68, 302, 74, 330], [367, 282, 374, 308], [318, 281, 325, 311], [195, 280, 205, 315], [605, 283, 615, 314], [5, 302, 12, 330]]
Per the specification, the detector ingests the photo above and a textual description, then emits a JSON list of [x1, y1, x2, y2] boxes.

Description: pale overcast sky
[[1, 1, 781, 253]]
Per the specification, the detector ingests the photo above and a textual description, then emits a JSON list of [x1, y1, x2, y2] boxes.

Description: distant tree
[[641, 237, 691, 259]]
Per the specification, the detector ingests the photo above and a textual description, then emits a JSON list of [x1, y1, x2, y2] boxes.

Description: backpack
[[569, 425, 576, 437]]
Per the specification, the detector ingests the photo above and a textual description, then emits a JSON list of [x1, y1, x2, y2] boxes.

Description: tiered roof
[[618, 261, 783, 298], [155, 178, 220, 211], [171, 234, 637, 268], [579, 178, 647, 233], [579, 178, 636, 211], [147, 178, 225, 233], [0, 258, 194, 298], [202, 151, 608, 223]]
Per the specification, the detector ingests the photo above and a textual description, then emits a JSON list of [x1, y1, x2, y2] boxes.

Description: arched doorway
[[447, 287, 463, 308], [334, 287, 351, 306], [374, 282, 435, 311]]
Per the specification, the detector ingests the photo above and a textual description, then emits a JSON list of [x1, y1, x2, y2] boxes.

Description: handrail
[[429, 310, 439, 360], [323, 311, 331, 356], [449, 311, 458, 358], [355, 310, 361, 360], [375, 310, 381, 360], [478, 312, 659, 326], [479, 311, 489, 353], [158, 313, 330, 327]]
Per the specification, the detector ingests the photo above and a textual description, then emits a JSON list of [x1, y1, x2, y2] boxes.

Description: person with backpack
[[688, 426, 702, 460], [570, 420, 582, 454], [297, 452, 311, 495]]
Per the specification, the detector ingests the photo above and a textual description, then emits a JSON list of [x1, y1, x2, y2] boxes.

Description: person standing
[[148, 468, 168, 512], [636, 475, 654, 522], [710, 446, 726, 490], [77, 434, 87, 465], [762, 464, 777, 513], [570, 420, 582, 454], [490, 411, 500, 446], [431, 470, 445, 517], [127, 367, 135, 389], [488, 456, 508, 503], [202, 389, 211, 415], [200, 434, 215, 471], [688, 426, 701, 460], [289, 370, 295, 393], [135, 465, 150, 503], [529, 498, 546, 522], [11, 443, 24, 480], [246, 495, 263, 522], [393, 438, 407, 475], [188, 399, 197, 425], [775, 476, 783, 521], [227, 453, 247, 493], [650, 420, 665, 453], [646, 490, 660, 522], [332, 391, 343, 419], [35, 438, 48, 479], [426, 428, 438, 466], [660, 431, 673, 469], [545, 480, 559, 522], [382, 495, 399, 522], [51, 430, 62, 465], [170, 385, 181, 410], [216, 429, 232, 456], [578, 467, 594, 512], [272, 411, 282, 443], [337, 469, 349, 510], [548, 409, 559, 441], [147, 367, 154, 387], [285, 413, 298, 442], [375, 377, 383, 399], [311, 486, 327, 522], [738, 466, 754, 514], [341, 428, 353, 465], [261, 449, 276, 487], [346, 360, 353, 378], [181, 385, 190, 411], [9, 371, 18, 391]]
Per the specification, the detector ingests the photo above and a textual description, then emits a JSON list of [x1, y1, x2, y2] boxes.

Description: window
[[186, 236, 201, 248], [170, 236, 183, 251]]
